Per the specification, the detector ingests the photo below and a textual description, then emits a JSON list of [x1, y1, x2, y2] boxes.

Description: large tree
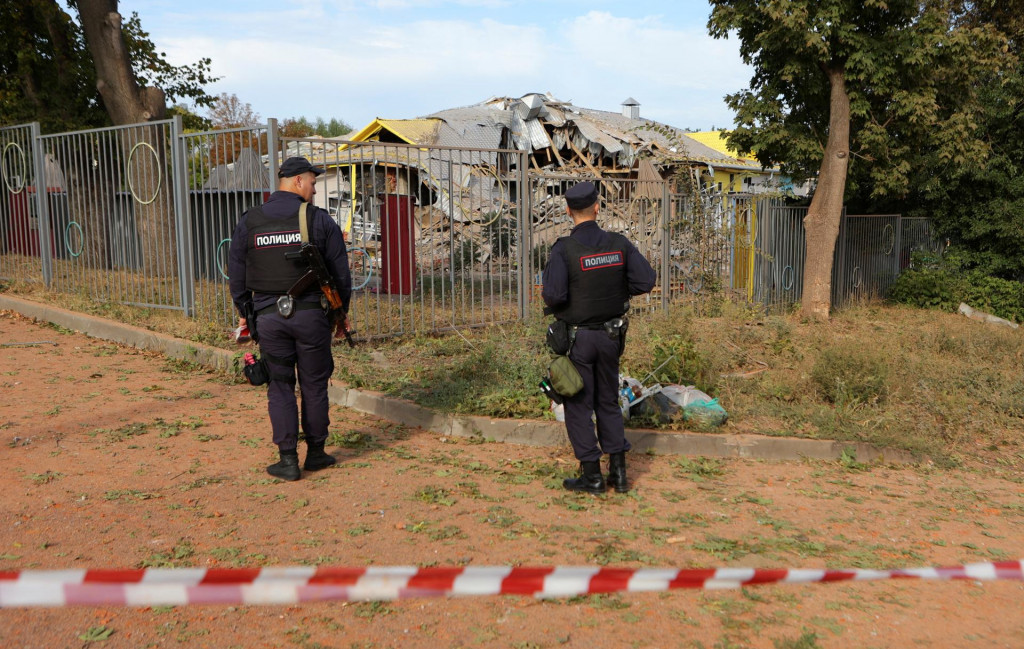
[[72, 0, 219, 275], [1, 1, 217, 130], [0, 1, 106, 131], [709, 0, 1009, 320], [1, 1, 219, 277]]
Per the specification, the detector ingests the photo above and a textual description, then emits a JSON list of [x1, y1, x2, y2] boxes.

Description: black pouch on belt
[[603, 317, 629, 357], [546, 319, 573, 355], [243, 353, 270, 386]]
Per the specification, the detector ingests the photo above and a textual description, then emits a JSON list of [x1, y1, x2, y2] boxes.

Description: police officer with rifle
[[542, 181, 657, 493], [229, 157, 352, 482]]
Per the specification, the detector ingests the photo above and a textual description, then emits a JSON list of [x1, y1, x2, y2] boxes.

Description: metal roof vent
[[622, 97, 640, 120], [516, 93, 544, 120]]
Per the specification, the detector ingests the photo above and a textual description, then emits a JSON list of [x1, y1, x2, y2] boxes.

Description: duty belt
[[572, 316, 628, 340], [256, 300, 323, 317]]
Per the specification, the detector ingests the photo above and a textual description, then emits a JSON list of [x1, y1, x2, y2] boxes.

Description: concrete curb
[[0, 294, 917, 464]]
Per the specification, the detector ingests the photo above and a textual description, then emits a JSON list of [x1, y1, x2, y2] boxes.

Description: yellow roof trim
[[343, 118, 440, 147], [346, 119, 387, 143], [377, 119, 440, 145], [687, 130, 757, 162]]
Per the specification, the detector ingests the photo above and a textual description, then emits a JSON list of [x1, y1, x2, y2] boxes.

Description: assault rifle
[[285, 243, 355, 348]]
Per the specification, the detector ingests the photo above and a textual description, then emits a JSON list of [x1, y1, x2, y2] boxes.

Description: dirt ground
[[1, 310, 1022, 649]]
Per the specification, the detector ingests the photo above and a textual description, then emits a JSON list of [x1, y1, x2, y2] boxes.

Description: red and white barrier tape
[[2, 561, 1021, 608]]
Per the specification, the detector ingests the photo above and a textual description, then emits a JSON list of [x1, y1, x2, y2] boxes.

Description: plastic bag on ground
[[618, 374, 659, 420], [628, 384, 727, 428], [550, 400, 564, 422], [682, 397, 728, 429], [660, 384, 713, 408]]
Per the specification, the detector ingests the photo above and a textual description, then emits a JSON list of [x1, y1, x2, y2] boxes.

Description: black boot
[[563, 461, 606, 494], [304, 442, 337, 471], [267, 450, 300, 481], [607, 451, 629, 493]]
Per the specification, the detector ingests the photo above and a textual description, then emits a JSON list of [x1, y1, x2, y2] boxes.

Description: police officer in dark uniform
[[228, 157, 351, 482], [542, 181, 657, 493]]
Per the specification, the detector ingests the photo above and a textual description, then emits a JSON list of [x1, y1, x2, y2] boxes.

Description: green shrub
[[483, 215, 516, 259], [810, 344, 889, 406], [959, 271, 1024, 323], [646, 333, 718, 395], [888, 253, 1024, 323], [451, 238, 477, 273], [887, 268, 958, 312]]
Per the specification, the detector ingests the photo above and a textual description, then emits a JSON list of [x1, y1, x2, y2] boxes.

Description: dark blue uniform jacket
[[229, 190, 351, 316], [541, 220, 657, 312]]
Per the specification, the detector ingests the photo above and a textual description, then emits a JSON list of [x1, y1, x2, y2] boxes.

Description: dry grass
[[4, 273, 1023, 465]]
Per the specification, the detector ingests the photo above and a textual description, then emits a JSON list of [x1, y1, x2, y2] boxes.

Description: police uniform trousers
[[563, 329, 632, 462], [256, 308, 334, 451]]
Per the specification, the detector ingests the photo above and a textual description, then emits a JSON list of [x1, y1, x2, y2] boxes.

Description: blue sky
[[117, 0, 751, 131]]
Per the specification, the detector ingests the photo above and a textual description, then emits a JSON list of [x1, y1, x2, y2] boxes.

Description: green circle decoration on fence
[[216, 238, 232, 280], [126, 141, 162, 205], [2, 142, 27, 194], [65, 221, 84, 258], [685, 262, 703, 293], [882, 223, 895, 256], [782, 265, 795, 291], [348, 247, 373, 290]]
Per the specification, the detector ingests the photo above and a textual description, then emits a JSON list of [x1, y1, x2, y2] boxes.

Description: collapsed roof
[[356, 92, 766, 176]]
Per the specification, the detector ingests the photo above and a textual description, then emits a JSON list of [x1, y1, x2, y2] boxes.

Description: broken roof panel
[[510, 111, 552, 152], [434, 119, 503, 151], [346, 93, 765, 178]]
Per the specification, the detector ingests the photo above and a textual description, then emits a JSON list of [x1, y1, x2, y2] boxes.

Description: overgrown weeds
[[8, 283, 1024, 464]]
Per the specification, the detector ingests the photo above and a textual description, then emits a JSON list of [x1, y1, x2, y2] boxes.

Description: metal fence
[[284, 137, 529, 339], [1, 118, 943, 339], [748, 200, 810, 309]]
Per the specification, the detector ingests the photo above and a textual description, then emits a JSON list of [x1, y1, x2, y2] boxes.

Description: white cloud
[[563, 11, 749, 92], [157, 5, 747, 130], [371, 0, 510, 7]]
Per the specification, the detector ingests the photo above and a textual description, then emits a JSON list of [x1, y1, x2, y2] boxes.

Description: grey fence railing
[[2, 118, 942, 339]]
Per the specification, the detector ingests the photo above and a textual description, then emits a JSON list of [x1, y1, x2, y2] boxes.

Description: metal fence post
[[660, 180, 670, 312], [30, 122, 54, 286], [267, 118, 279, 188], [517, 151, 529, 321], [170, 115, 195, 316]]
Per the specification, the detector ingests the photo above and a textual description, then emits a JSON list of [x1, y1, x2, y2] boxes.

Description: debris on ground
[[622, 376, 728, 429], [958, 302, 1019, 329]]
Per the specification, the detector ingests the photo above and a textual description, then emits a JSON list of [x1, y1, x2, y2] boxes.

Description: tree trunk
[[76, 0, 177, 277], [76, 0, 165, 125], [800, 67, 851, 321]]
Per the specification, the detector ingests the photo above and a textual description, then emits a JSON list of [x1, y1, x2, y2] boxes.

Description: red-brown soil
[[1, 311, 1022, 649]]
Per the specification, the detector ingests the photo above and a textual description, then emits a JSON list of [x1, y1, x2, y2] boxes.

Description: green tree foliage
[[168, 104, 211, 132], [708, 0, 1010, 318], [118, 11, 217, 110], [281, 116, 352, 138], [709, 0, 1008, 199], [886, 4, 1024, 281], [0, 1, 106, 131], [0, 1, 217, 131]]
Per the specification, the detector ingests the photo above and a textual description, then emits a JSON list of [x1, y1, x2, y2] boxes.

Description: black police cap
[[565, 181, 599, 211], [278, 157, 325, 178]]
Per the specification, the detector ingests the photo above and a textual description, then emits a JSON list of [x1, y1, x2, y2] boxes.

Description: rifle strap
[[298, 202, 311, 244]]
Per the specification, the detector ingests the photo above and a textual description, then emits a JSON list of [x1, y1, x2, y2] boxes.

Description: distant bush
[[887, 268, 958, 312], [810, 344, 888, 406], [888, 253, 1024, 323], [958, 271, 1024, 324], [646, 332, 719, 395]]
